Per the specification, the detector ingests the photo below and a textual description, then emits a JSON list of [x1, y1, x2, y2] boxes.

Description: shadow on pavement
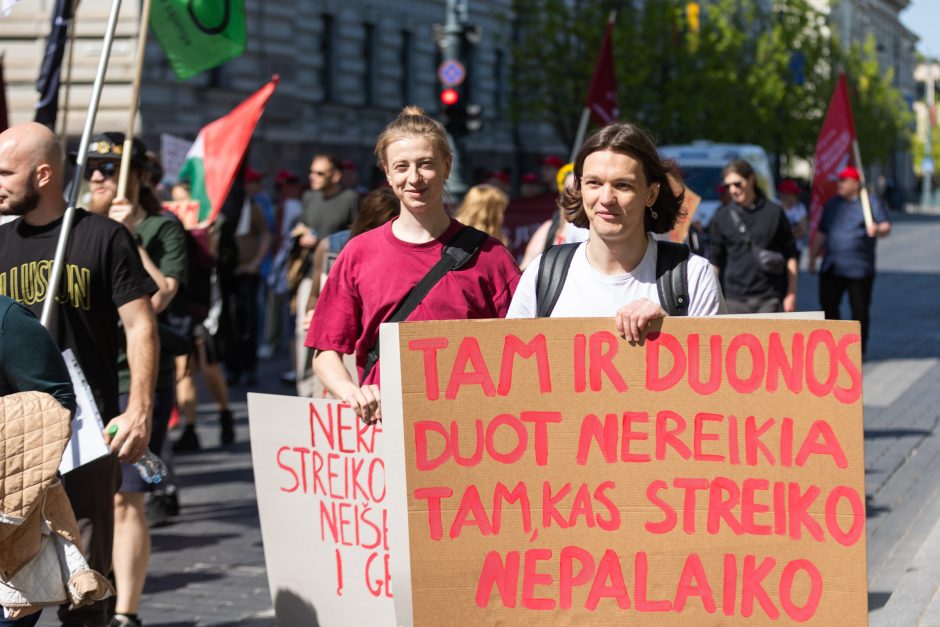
[[866, 494, 891, 520], [864, 428, 933, 439], [145, 570, 225, 593], [151, 531, 240, 552]]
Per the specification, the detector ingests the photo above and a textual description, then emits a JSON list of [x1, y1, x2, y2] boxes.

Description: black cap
[[86, 132, 147, 167]]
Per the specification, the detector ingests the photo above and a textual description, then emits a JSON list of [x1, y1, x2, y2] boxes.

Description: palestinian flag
[[151, 0, 247, 80], [177, 76, 278, 225]]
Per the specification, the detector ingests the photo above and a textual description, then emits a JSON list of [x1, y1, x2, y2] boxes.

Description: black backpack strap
[[361, 226, 488, 380], [543, 210, 562, 254], [535, 243, 578, 318], [656, 240, 690, 317]]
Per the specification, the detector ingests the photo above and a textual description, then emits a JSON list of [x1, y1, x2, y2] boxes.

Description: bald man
[[0, 122, 159, 627]]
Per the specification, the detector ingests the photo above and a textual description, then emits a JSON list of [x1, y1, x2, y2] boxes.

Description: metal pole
[[921, 66, 936, 210], [41, 0, 123, 327], [117, 0, 151, 198], [442, 0, 469, 200]]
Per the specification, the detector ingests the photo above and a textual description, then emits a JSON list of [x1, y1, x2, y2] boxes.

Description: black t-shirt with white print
[[0, 209, 156, 419]]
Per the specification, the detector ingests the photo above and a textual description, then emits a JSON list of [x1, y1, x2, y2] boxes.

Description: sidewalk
[[38, 212, 940, 626]]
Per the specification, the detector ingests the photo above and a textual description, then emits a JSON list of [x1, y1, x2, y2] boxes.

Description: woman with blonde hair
[[306, 106, 521, 423], [455, 184, 509, 245]]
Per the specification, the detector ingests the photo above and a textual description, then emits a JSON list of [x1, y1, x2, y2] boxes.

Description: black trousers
[[222, 272, 261, 377], [819, 271, 874, 355]]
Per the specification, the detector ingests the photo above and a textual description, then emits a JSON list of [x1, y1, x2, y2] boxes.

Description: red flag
[[178, 76, 279, 224], [809, 73, 856, 246], [586, 16, 618, 126]]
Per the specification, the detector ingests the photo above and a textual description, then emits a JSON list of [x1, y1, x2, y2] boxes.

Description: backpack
[[535, 240, 690, 318]]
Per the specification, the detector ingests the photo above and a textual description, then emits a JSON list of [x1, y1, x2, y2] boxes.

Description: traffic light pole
[[442, 0, 470, 202]]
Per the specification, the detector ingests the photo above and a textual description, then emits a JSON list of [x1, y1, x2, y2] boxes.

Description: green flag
[[150, 0, 246, 81]]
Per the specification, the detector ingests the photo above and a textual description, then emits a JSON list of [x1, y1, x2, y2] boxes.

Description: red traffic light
[[440, 88, 459, 106]]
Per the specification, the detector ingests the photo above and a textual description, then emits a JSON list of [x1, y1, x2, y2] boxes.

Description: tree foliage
[[509, 0, 911, 168]]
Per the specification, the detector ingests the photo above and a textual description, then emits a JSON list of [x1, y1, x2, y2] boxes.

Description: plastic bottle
[[106, 424, 169, 484]]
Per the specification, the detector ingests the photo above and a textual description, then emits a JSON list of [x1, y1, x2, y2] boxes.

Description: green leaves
[[509, 0, 909, 168]]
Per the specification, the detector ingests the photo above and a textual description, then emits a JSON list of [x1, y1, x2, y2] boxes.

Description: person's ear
[[331, 169, 343, 186], [34, 163, 53, 189], [647, 182, 661, 207]]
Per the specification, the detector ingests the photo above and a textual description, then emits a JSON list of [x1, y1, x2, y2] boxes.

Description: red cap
[[837, 166, 860, 181], [541, 155, 564, 169], [521, 172, 540, 184], [275, 169, 298, 184], [778, 179, 801, 196], [340, 160, 357, 171], [489, 170, 510, 184], [245, 167, 263, 183]]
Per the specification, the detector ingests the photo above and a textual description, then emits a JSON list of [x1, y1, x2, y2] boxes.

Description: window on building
[[321, 13, 335, 102], [400, 30, 413, 106], [495, 49, 506, 116], [364, 22, 376, 106]]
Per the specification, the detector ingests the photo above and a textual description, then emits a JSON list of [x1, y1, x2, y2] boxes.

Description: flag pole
[[851, 139, 875, 231], [41, 0, 124, 327], [57, 0, 78, 142], [569, 9, 617, 163], [570, 108, 590, 163], [117, 0, 151, 199]]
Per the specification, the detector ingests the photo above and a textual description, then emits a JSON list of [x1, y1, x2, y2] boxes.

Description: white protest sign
[[58, 349, 109, 474], [247, 393, 396, 627], [160, 133, 193, 184]]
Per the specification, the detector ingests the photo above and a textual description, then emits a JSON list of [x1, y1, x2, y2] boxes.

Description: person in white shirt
[[507, 122, 725, 339]]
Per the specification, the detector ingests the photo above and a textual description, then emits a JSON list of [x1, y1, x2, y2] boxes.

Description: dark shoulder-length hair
[[559, 123, 685, 234], [722, 158, 766, 199]]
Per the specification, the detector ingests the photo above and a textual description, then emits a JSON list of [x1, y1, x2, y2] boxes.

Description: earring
[[649, 206, 658, 219]]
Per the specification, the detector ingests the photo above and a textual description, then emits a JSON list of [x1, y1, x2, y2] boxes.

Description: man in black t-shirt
[[0, 122, 158, 627]]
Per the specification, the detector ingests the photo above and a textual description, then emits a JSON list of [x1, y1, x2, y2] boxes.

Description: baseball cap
[[521, 172, 540, 184], [86, 132, 147, 167], [245, 167, 263, 183], [778, 179, 801, 196], [541, 155, 564, 169], [275, 169, 299, 184], [837, 166, 860, 181]]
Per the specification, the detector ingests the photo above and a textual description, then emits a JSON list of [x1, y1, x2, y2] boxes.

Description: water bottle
[[106, 424, 169, 484]]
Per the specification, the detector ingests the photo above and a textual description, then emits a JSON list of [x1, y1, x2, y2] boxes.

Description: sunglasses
[[311, 170, 333, 177], [724, 180, 746, 189], [84, 161, 118, 180]]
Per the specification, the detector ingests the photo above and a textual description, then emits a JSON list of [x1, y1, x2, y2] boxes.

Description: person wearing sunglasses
[[84, 132, 188, 627], [707, 159, 798, 314], [0, 124, 158, 627]]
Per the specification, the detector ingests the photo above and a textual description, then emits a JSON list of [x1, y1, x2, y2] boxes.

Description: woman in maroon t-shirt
[[307, 106, 521, 424]]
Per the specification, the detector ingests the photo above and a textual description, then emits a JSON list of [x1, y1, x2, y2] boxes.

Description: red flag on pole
[[585, 15, 618, 126], [809, 73, 856, 245], [178, 76, 279, 224]]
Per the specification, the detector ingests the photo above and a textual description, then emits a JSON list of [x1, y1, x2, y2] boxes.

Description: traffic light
[[441, 87, 466, 135]]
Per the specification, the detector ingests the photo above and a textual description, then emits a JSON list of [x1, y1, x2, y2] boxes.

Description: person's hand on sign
[[342, 382, 382, 424], [615, 298, 667, 343], [109, 197, 136, 237]]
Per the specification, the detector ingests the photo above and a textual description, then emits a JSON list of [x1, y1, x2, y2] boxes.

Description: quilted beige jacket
[[0, 391, 111, 618]]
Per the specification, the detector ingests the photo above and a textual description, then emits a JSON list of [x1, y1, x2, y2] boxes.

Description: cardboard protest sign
[[381, 318, 866, 626], [247, 393, 395, 626]]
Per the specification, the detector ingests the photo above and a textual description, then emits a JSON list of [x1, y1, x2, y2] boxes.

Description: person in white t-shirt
[[507, 122, 725, 339]]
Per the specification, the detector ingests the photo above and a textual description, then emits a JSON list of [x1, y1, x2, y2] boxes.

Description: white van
[[658, 141, 777, 229]]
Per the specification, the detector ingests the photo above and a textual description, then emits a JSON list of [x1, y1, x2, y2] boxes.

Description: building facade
[[0, 0, 566, 190]]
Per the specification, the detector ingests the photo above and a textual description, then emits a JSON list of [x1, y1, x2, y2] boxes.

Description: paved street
[[35, 211, 940, 626]]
